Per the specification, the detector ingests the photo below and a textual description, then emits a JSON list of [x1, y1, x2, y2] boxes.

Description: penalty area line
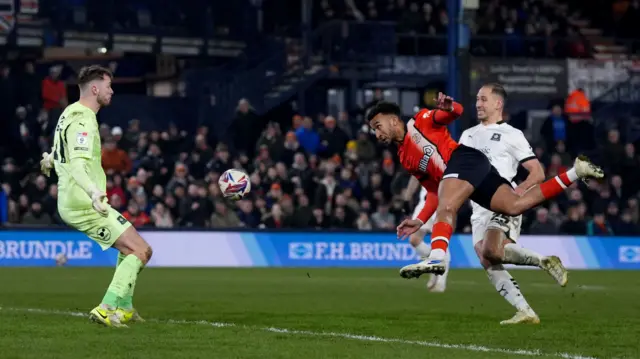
[[0, 306, 598, 359]]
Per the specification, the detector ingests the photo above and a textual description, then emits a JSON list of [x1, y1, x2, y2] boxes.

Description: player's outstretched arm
[[417, 191, 438, 224], [432, 102, 463, 126], [432, 92, 463, 126], [398, 191, 438, 239]]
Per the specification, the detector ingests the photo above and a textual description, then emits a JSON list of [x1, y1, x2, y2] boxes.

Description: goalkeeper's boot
[[500, 307, 540, 325], [116, 307, 146, 324], [400, 259, 446, 279], [574, 155, 604, 181], [540, 255, 568, 287], [89, 305, 128, 328]]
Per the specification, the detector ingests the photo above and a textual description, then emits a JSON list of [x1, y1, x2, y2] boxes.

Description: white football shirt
[[459, 121, 536, 215], [459, 121, 535, 184]]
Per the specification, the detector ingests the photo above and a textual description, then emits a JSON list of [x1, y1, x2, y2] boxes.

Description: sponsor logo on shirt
[[418, 145, 435, 172]]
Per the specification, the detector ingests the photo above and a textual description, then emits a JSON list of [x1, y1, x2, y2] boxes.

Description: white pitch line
[[0, 306, 598, 359]]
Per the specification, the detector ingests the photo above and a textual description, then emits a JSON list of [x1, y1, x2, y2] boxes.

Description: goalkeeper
[[40, 65, 153, 328]]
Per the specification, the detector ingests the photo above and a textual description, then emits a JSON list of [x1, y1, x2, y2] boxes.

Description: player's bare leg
[[490, 156, 604, 217], [400, 178, 473, 278], [409, 229, 450, 292], [89, 227, 153, 327], [476, 229, 540, 325]]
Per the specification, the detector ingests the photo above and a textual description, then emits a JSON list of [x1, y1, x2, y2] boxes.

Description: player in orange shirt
[[366, 93, 604, 278]]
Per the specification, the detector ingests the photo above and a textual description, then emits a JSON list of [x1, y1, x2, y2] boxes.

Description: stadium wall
[[1, 230, 640, 269]]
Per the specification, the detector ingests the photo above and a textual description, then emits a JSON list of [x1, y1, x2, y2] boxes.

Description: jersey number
[[53, 116, 68, 163]]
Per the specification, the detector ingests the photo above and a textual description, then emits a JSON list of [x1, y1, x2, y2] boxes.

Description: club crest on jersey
[[76, 132, 88, 145], [491, 133, 501, 141]]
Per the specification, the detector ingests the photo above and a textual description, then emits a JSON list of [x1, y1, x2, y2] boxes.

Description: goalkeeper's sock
[[119, 276, 136, 310], [116, 252, 125, 266], [114, 253, 136, 309], [487, 265, 530, 311], [101, 255, 143, 309], [503, 243, 542, 267], [116, 253, 137, 309]]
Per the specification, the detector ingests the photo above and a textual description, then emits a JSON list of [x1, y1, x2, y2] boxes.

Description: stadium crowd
[[0, 60, 638, 236], [2, 0, 640, 235]]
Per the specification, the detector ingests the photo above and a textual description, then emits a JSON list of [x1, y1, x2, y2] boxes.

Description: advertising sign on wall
[[1, 231, 639, 270]]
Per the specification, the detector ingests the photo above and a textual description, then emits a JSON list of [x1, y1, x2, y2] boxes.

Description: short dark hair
[[366, 101, 402, 123], [77, 65, 113, 87], [484, 83, 508, 105]]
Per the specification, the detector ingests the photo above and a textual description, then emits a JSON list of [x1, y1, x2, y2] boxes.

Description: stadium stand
[[1, 0, 639, 237]]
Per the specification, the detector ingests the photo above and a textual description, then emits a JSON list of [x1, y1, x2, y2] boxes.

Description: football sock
[[441, 249, 451, 281], [429, 222, 452, 260], [487, 265, 530, 311], [503, 243, 542, 266], [115, 252, 136, 309], [540, 168, 578, 199], [118, 277, 136, 310], [101, 255, 143, 309], [414, 241, 431, 258]]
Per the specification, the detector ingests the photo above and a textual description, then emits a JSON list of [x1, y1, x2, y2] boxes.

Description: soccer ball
[[218, 169, 251, 200]]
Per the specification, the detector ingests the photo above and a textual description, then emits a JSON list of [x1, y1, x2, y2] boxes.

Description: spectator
[[529, 207, 559, 234], [210, 201, 241, 228], [318, 116, 349, 158], [295, 117, 320, 154], [102, 138, 132, 174], [603, 129, 625, 174], [230, 98, 261, 156], [41, 66, 68, 111], [587, 211, 614, 236], [256, 123, 284, 161], [237, 199, 260, 227], [123, 201, 151, 227], [179, 183, 209, 227], [560, 206, 587, 235], [262, 203, 289, 228], [20, 62, 41, 111], [281, 131, 301, 164], [356, 130, 376, 162], [310, 207, 329, 229], [21, 201, 53, 225], [371, 203, 395, 229], [615, 210, 639, 235], [356, 211, 373, 230], [541, 105, 568, 152]]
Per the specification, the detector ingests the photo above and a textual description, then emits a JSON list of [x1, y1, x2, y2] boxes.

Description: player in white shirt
[[404, 181, 450, 292], [458, 83, 568, 325]]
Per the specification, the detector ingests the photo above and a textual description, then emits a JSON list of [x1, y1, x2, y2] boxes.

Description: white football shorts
[[470, 207, 522, 245]]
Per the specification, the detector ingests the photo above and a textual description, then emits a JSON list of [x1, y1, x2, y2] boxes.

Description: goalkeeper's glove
[[90, 189, 111, 217], [40, 152, 54, 177]]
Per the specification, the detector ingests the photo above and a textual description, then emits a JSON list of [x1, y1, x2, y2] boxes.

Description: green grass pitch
[[1, 268, 639, 359]]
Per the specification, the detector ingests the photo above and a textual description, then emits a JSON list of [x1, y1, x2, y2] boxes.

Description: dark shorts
[[443, 144, 511, 210]]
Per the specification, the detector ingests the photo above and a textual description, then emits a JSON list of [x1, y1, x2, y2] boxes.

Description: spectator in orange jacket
[[102, 138, 132, 174], [564, 88, 591, 123]]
